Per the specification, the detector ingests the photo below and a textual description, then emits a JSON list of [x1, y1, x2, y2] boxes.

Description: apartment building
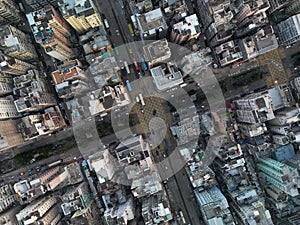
[[26, 6, 75, 61], [0, 25, 37, 62], [0, 96, 20, 119], [0, 55, 35, 75], [58, 0, 102, 34], [0, 119, 23, 152], [0, 72, 13, 96], [13, 69, 56, 113], [0, 0, 21, 25]]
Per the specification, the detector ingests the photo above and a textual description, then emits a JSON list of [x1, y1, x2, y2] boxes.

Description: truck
[[128, 23, 134, 36], [141, 58, 148, 71], [139, 93, 145, 106], [126, 80, 132, 92], [104, 19, 109, 29]]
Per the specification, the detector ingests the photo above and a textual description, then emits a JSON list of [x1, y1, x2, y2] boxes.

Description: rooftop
[[133, 8, 167, 36], [58, 0, 94, 17], [143, 39, 171, 64], [173, 14, 200, 36], [150, 62, 183, 91]]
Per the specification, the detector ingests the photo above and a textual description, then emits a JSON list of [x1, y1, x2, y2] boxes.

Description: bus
[[141, 58, 148, 71], [113, 43, 119, 55], [126, 80, 132, 92], [124, 61, 130, 74], [48, 159, 63, 168], [128, 23, 134, 36]]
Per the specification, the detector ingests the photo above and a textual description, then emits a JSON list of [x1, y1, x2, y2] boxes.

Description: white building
[[103, 197, 135, 225], [143, 39, 171, 67], [13, 69, 56, 113], [0, 184, 15, 213], [234, 91, 275, 124], [171, 14, 201, 44], [0, 95, 20, 119], [142, 192, 173, 225], [0, 72, 13, 96], [150, 62, 183, 91], [88, 149, 118, 183], [132, 8, 168, 38], [16, 196, 60, 225]]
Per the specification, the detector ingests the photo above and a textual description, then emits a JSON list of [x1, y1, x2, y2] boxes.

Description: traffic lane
[[18, 127, 74, 152], [2, 147, 82, 184], [163, 133, 203, 225], [2, 127, 140, 184], [175, 169, 204, 225], [92, 0, 124, 45], [110, 0, 134, 43]]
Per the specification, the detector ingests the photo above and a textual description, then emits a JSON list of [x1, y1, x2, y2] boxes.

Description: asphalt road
[[92, 0, 124, 45], [162, 132, 204, 225]]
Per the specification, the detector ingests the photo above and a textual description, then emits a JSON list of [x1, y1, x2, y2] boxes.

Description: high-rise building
[[212, 142, 273, 225], [23, 0, 59, 11], [0, 119, 23, 152], [0, 96, 20, 119], [194, 185, 235, 225], [0, 184, 15, 213], [0, 25, 38, 62], [13, 69, 56, 112], [61, 182, 101, 225], [26, 6, 75, 61], [51, 59, 88, 99], [16, 197, 61, 225], [0, 0, 21, 25], [257, 157, 300, 196], [268, 0, 291, 14], [0, 72, 13, 96], [275, 13, 300, 45], [0, 54, 35, 75], [58, 0, 102, 34], [269, 0, 300, 24], [233, 91, 275, 124]]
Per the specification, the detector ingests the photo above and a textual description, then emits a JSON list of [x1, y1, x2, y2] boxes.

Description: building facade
[[0, 96, 20, 119], [0, 55, 35, 75], [0, 25, 37, 62], [58, 0, 102, 34], [0, 119, 23, 152], [0, 72, 13, 96], [275, 13, 300, 45], [0, 0, 21, 25], [26, 6, 75, 61]]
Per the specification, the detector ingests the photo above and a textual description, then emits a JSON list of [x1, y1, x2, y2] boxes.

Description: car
[[19, 172, 24, 176]]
